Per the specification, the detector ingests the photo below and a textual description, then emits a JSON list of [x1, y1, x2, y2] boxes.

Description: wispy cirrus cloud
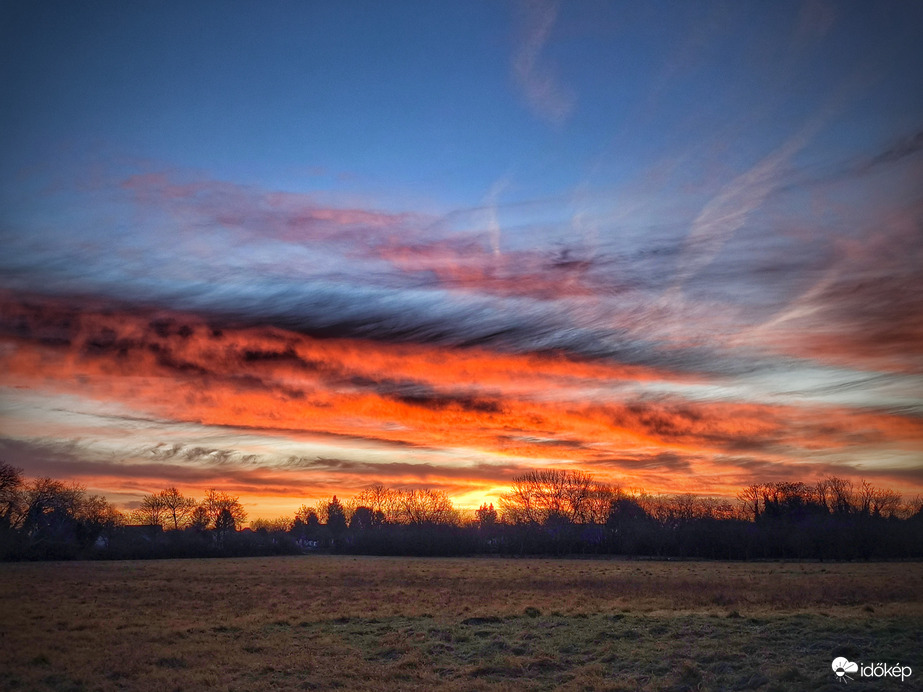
[[734, 197, 923, 374], [120, 171, 418, 246], [670, 116, 827, 296], [3, 144, 921, 382], [511, 0, 575, 125], [777, 126, 923, 194]]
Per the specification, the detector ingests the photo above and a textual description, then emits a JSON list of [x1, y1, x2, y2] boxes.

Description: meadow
[[1, 556, 921, 691]]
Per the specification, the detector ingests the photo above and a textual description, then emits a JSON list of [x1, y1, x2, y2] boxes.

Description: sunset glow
[[1, 2, 921, 520]]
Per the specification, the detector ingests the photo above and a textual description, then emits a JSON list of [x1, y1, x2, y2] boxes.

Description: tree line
[[1, 462, 921, 560]]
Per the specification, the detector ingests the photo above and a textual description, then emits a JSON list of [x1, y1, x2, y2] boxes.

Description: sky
[[1, 1, 922, 520]]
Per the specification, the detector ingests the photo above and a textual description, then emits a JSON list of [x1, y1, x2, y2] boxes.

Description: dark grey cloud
[[1, 285, 784, 385]]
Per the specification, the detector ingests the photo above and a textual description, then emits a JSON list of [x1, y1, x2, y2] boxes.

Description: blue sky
[[5, 2, 919, 203], [1, 1, 922, 516]]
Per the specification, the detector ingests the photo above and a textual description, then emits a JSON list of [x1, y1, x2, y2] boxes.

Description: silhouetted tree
[[158, 487, 197, 530], [349, 506, 374, 532], [822, 476, 856, 515], [250, 517, 291, 532], [2, 468, 921, 561], [79, 494, 124, 548], [132, 493, 167, 526], [398, 489, 457, 525], [188, 505, 210, 532], [500, 469, 608, 525], [200, 489, 246, 529], [476, 503, 498, 528], [605, 497, 652, 554], [19, 478, 85, 558], [326, 496, 347, 536], [737, 483, 764, 520], [295, 505, 319, 524], [354, 485, 400, 523], [0, 462, 24, 558], [0, 461, 23, 529], [857, 480, 901, 518], [214, 508, 236, 533]]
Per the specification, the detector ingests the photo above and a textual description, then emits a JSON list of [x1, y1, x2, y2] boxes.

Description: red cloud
[[3, 293, 921, 509]]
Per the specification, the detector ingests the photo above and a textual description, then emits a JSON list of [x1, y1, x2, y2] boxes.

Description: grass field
[[1, 556, 921, 691]]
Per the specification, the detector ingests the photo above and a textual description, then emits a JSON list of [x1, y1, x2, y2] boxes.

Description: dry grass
[[1, 556, 921, 690]]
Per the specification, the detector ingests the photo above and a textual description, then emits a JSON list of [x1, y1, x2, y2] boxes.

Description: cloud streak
[[3, 294, 921, 508], [511, 0, 575, 124]]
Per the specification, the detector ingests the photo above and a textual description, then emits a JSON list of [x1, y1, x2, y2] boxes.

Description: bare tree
[[131, 493, 167, 526], [584, 483, 621, 524], [295, 504, 320, 526], [737, 483, 764, 520], [188, 505, 210, 531], [354, 485, 402, 523], [200, 489, 247, 529], [250, 517, 292, 532], [18, 478, 86, 552], [310, 499, 329, 524], [476, 503, 498, 528], [0, 461, 24, 527], [397, 489, 457, 526], [500, 469, 607, 525], [823, 476, 856, 515], [79, 494, 125, 546], [22, 478, 84, 531], [698, 497, 736, 520], [858, 481, 901, 518], [667, 493, 700, 522], [158, 487, 197, 530]]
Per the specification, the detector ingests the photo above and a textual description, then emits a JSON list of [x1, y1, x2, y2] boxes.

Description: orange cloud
[[3, 294, 922, 514]]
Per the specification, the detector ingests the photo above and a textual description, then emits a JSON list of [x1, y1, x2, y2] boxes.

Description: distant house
[[296, 537, 319, 551]]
